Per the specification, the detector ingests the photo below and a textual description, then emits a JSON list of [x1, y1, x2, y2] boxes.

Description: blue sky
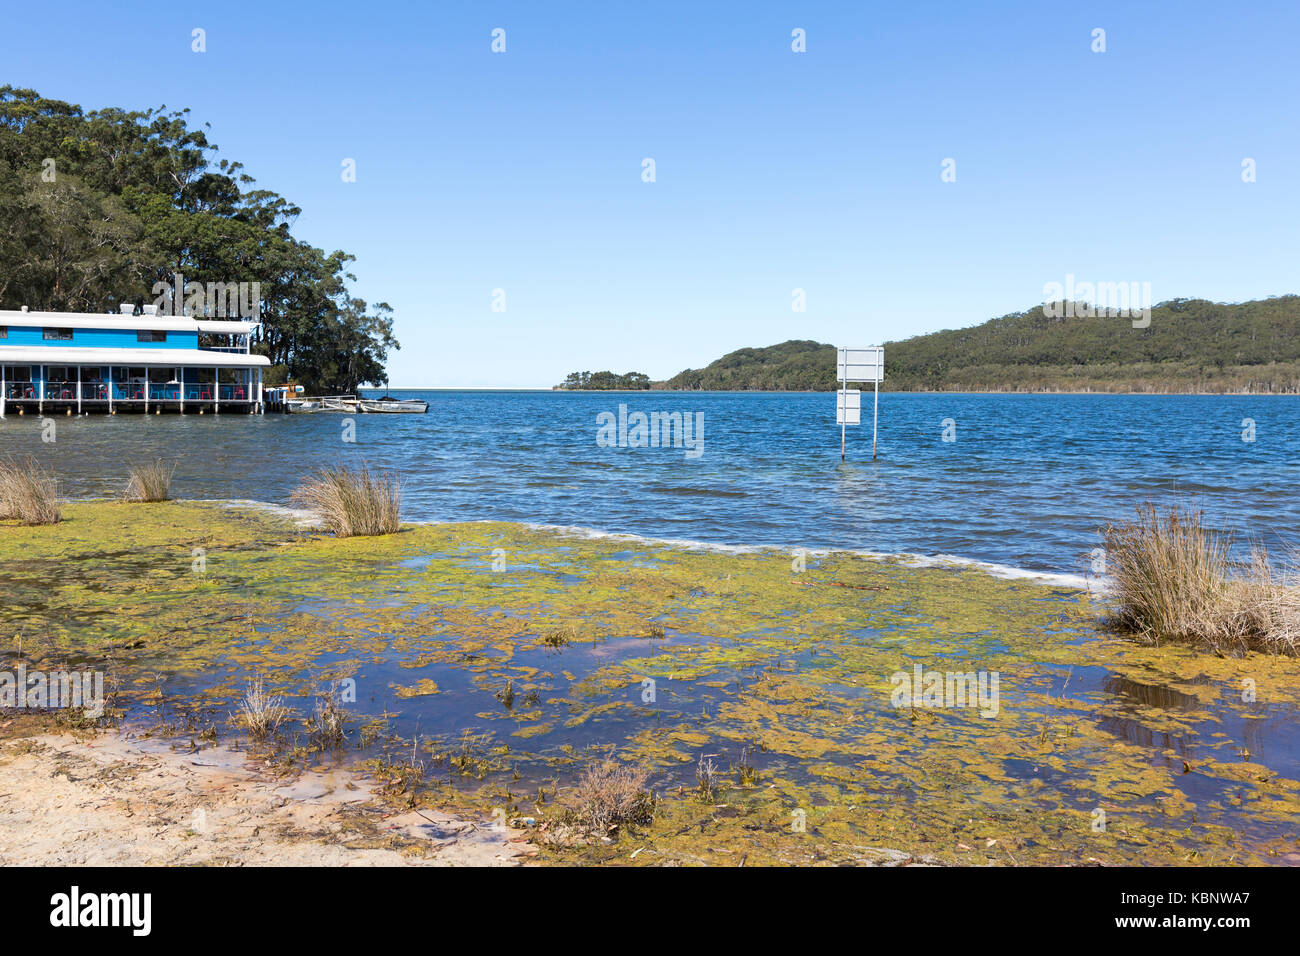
[[3, 0, 1298, 386]]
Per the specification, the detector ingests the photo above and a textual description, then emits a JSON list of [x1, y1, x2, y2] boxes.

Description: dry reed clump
[[238, 676, 289, 742], [305, 683, 348, 748], [565, 756, 656, 836], [290, 463, 401, 536], [695, 753, 720, 801], [1102, 503, 1299, 655], [124, 459, 175, 502], [0, 456, 62, 525]]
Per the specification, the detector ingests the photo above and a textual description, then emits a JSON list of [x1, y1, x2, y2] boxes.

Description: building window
[[137, 330, 167, 343], [0, 327, 7, 339], [43, 328, 73, 341]]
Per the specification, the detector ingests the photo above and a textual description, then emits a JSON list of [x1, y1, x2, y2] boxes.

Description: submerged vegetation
[[3, 500, 1299, 865], [1103, 503, 1300, 656], [291, 463, 401, 537], [0, 456, 61, 525], [124, 459, 175, 503]]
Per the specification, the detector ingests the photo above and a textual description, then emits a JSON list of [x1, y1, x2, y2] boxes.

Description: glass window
[[5, 366, 31, 382], [42, 328, 73, 341], [137, 330, 167, 343], [0, 326, 7, 339]]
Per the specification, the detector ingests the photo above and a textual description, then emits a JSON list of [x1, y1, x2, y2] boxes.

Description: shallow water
[[6, 499, 1300, 865], [2, 391, 1296, 574]]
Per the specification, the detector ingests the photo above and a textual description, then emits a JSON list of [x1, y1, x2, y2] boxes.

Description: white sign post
[[837, 346, 883, 460]]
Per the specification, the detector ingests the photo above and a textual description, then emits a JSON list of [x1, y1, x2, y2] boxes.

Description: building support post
[[108, 366, 114, 414], [214, 367, 219, 415], [77, 366, 82, 416], [38, 366, 43, 415]]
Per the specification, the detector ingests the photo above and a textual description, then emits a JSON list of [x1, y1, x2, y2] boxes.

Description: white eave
[[0, 346, 270, 367], [0, 309, 256, 335], [195, 320, 256, 333]]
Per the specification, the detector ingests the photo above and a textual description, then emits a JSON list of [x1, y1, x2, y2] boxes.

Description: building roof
[[0, 309, 257, 335], [0, 346, 270, 368]]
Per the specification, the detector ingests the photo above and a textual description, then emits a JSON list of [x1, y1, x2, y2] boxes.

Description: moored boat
[[357, 396, 427, 413]]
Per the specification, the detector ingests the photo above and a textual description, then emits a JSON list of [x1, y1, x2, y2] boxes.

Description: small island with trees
[[554, 370, 651, 390]]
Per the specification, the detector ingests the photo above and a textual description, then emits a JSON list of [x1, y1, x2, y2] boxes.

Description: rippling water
[[3, 391, 1296, 574]]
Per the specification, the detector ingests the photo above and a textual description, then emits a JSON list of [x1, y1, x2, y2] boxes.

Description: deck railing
[[3, 374, 257, 403]]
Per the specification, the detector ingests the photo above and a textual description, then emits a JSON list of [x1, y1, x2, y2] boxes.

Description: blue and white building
[[0, 305, 269, 416]]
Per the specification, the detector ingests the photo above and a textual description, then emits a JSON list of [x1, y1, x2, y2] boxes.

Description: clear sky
[[3, 0, 1297, 386]]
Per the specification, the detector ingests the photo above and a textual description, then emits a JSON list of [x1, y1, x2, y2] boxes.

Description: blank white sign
[[838, 346, 883, 383], [836, 389, 861, 425]]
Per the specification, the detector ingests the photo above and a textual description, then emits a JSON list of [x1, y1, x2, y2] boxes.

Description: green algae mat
[[3, 501, 1299, 865]]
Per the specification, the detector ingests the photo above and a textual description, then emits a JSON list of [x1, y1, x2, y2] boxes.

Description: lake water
[[7, 390, 1300, 861], [3, 391, 1295, 576]]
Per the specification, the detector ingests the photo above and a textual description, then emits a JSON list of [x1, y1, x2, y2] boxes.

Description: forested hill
[[654, 297, 1300, 393]]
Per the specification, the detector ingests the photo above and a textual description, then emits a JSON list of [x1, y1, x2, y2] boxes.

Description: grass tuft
[[290, 463, 401, 537], [239, 676, 289, 742], [0, 456, 61, 525], [124, 459, 175, 502], [305, 683, 348, 748], [1102, 503, 1299, 655], [566, 755, 655, 835]]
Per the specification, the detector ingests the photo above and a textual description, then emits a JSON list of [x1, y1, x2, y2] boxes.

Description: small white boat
[[319, 396, 359, 412], [357, 396, 428, 414], [287, 398, 322, 412]]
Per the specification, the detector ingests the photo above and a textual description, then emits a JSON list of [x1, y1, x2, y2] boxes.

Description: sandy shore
[[0, 732, 530, 866]]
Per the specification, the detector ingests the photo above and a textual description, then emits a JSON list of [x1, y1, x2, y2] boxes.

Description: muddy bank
[[0, 730, 527, 866]]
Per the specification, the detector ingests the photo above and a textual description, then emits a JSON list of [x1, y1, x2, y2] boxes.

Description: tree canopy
[[0, 86, 396, 393]]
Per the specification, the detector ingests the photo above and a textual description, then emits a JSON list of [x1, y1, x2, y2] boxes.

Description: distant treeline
[[653, 296, 1300, 393], [556, 370, 651, 390], [657, 340, 834, 391]]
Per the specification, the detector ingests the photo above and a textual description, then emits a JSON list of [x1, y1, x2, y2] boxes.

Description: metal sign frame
[[836, 389, 861, 425], [838, 346, 883, 460], [837, 347, 883, 384]]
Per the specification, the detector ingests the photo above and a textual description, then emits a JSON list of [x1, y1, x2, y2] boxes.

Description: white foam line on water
[[208, 498, 321, 526], [500, 520, 1101, 590], [199, 498, 1103, 591]]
